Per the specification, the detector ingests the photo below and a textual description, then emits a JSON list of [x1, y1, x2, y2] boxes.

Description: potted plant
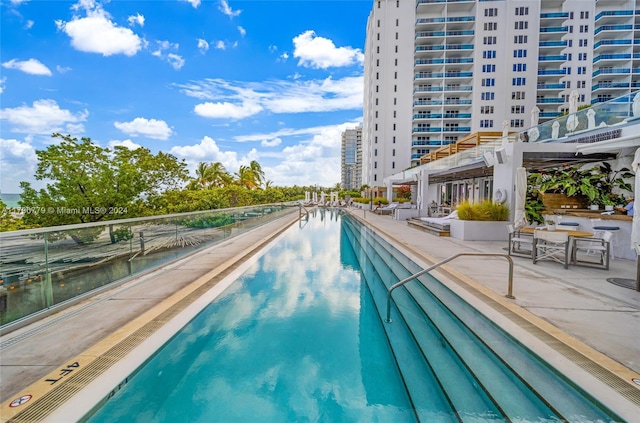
[[545, 219, 556, 231], [450, 200, 510, 241]]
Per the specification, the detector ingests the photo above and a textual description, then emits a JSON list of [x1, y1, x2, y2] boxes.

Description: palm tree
[[209, 162, 232, 188], [189, 162, 214, 190], [249, 160, 265, 188], [235, 165, 259, 190]]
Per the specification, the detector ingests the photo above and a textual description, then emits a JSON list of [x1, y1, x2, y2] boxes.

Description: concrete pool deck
[[1, 207, 639, 421]]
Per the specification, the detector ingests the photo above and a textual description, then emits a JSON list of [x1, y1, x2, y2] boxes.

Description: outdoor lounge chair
[[375, 202, 399, 215], [419, 210, 458, 230]]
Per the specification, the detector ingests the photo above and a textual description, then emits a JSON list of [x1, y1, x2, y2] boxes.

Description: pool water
[[86, 210, 620, 422], [87, 210, 415, 422]]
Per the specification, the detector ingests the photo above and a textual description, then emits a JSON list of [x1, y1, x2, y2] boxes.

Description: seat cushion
[[558, 222, 579, 226], [592, 226, 620, 231]]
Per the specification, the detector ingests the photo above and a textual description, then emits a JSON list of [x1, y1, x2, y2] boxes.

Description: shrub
[[456, 200, 509, 221]]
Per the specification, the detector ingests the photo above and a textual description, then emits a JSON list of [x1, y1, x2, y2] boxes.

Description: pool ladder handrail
[[298, 203, 311, 221], [385, 253, 514, 323]]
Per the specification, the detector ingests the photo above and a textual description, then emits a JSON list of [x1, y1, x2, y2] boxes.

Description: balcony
[[539, 112, 561, 118], [537, 69, 567, 76], [412, 126, 471, 133], [591, 82, 630, 90], [412, 140, 446, 147], [416, 45, 445, 52], [536, 98, 564, 104], [540, 12, 569, 19], [594, 25, 633, 35], [539, 40, 568, 48], [595, 10, 633, 21], [539, 26, 568, 33], [538, 55, 567, 62], [593, 39, 632, 49], [416, 30, 474, 38], [592, 68, 630, 77], [537, 83, 565, 90], [416, 58, 444, 66], [593, 53, 632, 62], [416, 16, 474, 24]]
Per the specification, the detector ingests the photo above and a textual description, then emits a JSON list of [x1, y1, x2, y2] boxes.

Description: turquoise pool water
[[86, 210, 619, 422]]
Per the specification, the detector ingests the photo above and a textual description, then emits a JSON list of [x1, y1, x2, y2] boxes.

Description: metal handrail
[[298, 203, 311, 220], [385, 253, 514, 323]]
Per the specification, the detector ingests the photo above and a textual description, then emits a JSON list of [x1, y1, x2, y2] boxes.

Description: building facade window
[[484, 8, 497, 17], [480, 119, 494, 128]]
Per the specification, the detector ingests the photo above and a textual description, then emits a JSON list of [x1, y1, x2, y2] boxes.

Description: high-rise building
[[363, 0, 640, 193], [363, 0, 415, 189], [341, 126, 363, 190]]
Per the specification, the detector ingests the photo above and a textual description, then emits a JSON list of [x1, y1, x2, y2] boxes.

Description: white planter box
[[450, 220, 509, 241]]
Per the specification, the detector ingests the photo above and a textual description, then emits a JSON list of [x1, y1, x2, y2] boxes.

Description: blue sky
[[0, 0, 370, 193]]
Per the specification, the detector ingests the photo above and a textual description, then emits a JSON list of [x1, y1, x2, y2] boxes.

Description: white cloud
[[263, 122, 360, 187], [292, 30, 363, 69], [2, 58, 52, 76], [182, 0, 200, 8], [194, 101, 263, 120], [197, 38, 209, 53], [127, 13, 144, 27], [169, 136, 249, 176], [237, 26, 246, 37], [56, 1, 143, 56], [0, 77, 6, 93], [25, 20, 34, 29], [167, 53, 185, 70], [177, 75, 363, 120], [218, 0, 241, 18], [278, 52, 289, 62], [0, 99, 88, 134], [0, 138, 38, 193], [10, 0, 29, 5], [107, 139, 142, 150], [152, 40, 184, 69], [215, 40, 226, 50], [114, 117, 173, 140], [268, 45, 277, 53], [261, 137, 281, 148], [56, 65, 72, 73]]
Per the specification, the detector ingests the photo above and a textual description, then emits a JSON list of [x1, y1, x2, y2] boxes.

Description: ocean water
[[1, 193, 21, 208]]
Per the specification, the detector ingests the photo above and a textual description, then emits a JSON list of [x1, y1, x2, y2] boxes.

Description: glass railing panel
[[595, 10, 633, 20], [594, 25, 633, 35], [539, 41, 568, 47], [0, 204, 295, 327], [540, 12, 569, 19], [539, 26, 568, 33], [516, 92, 636, 143], [594, 39, 632, 49]]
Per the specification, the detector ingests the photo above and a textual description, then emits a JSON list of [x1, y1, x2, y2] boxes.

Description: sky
[[0, 0, 371, 193]]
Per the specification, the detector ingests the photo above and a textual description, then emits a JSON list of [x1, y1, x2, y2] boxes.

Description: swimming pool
[[84, 210, 620, 422]]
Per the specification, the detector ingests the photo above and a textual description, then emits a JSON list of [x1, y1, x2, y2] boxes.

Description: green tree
[[248, 160, 265, 188], [19, 133, 189, 228], [235, 165, 259, 190]]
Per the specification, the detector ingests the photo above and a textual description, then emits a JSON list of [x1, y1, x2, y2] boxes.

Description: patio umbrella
[[513, 167, 528, 230]]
